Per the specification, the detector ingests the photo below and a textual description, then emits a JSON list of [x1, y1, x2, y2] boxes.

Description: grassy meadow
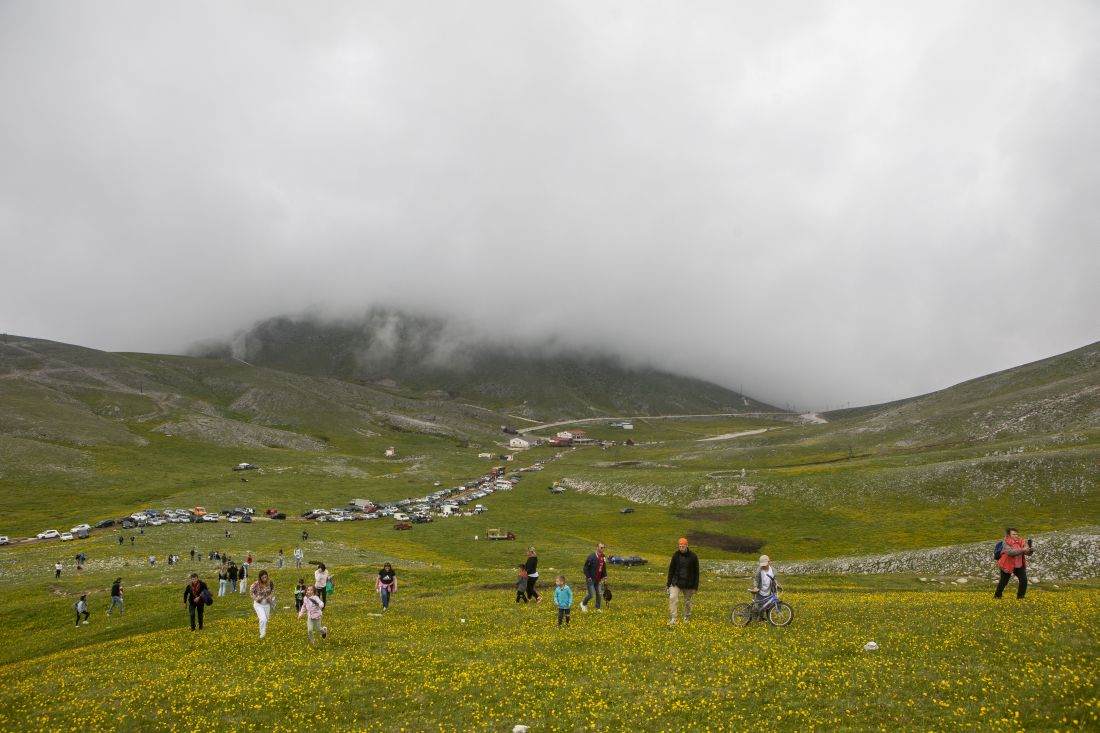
[[1, 336, 1098, 730]]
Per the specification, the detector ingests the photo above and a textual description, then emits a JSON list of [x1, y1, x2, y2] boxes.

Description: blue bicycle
[[731, 587, 793, 626]]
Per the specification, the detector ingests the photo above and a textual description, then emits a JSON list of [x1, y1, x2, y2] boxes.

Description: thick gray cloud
[[1, 1, 1097, 408]]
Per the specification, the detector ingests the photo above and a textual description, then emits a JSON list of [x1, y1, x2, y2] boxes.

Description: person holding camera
[[994, 527, 1034, 599]]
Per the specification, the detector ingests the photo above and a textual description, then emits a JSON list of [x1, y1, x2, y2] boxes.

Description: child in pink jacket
[[297, 584, 326, 645]]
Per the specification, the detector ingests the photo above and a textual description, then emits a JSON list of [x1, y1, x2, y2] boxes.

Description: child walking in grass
[[554, 576, 572, 627], [515, 565, 529, 604], [297, 584, 326, 646], [74, 595, 90, 626], [294, 579, 307, 612]]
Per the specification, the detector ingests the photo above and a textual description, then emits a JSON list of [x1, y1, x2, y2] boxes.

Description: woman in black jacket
[[183, 573, 210, 631], [524, 547, 542, 603]]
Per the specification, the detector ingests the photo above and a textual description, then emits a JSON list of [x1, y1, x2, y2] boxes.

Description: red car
[[264, 508, 279, 517], [394, 522, 413, 530]]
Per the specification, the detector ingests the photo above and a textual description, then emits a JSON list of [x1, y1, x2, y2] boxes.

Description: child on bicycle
[[750, 555, 777, 617]]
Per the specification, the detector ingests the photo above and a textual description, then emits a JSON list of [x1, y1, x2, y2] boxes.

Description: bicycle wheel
[[731, 603, 754, 626], [767, 601, 793, 626]]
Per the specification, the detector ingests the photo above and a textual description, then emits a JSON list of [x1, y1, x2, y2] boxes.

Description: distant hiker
[[515, 565, 529, 604], [581, 543, 608, 612], [314, 563, 331, 606], [249, 570, 275, 638], [294, 579, 307, 612], [554, 575, 573, 627], [239, 561, 248, 593], [149, 555, 156, 567], [246, 552, 253, 566], [994, 528, 1034, 600], [54, 561, 62, 579], [217, 565, 229, 597], [108, 578, 123, 616], [302, 530, 309, 542], [293, 546, 304, 569], [277, 549, 285, 569], [227, 562, 239, 595], [524, 547, 542, 603], [377, 563, 397, 611], [298, 584, 326, 646], [119, 536, 125, 546], [190, 548, 195, 561], [130, 536, 135, 545], [74, 595, 89, 626], [666, 537, 700, 625], [183, 573, 210, 631]]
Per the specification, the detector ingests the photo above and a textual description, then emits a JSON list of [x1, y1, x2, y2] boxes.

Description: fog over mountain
[[2, 3, 1097, 409]]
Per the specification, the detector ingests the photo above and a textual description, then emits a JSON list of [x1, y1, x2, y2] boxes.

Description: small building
[[478, 452, 494, 459], [509, 437, 532, 449], [556, 431, 574, 440], [384, 447, 396, 457], [348, 499, 375, 511]]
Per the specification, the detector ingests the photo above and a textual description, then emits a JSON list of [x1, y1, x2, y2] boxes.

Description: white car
[[0, 536, 9, 545], [202, 514, 220, 522], [148, 519, 166, 526], [37, 529, 61, 540], [70, 524, 91, 533], [60, 532, 74, 541], [227, 515, 241, 523], [392, 512, 410, 522]]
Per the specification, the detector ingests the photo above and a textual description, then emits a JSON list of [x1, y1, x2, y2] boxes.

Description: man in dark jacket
[[183, 573, 210, 631], [581, 542, 608, 612], [666, 537, 699, 625]]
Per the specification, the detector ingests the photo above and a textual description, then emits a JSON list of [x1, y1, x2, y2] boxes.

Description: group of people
[[514, 526, 1037, 627], [180, 560, 398, 643]]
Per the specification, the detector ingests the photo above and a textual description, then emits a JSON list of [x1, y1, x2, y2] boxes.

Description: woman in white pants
[[249, 570, 275, 638]]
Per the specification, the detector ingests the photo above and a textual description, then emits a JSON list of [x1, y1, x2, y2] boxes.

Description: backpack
[[993, 541, 1004, 561]]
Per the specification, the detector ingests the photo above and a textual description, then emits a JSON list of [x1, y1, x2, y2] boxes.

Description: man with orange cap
[[666, 537, 699, 625]]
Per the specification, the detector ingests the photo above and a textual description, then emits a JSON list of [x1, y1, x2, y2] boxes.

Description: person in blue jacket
[[554, 575, 573, 627]]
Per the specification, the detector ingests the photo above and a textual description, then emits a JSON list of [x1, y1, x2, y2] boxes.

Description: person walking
[[293, 546, 303, 569], [217, 565, 229, 597], [294, 579, 307, 613], [666, 537, 700, 625], [108, 578, 123, 616], [54, 561, 62, 579], [190, 548, 195, 561], [119, 536, 124, 546], [183, 573, 210, 631], [74, 594, 90, 626], [515, 565, 529, 604], [314, 563, 331, 607], [239, 561, 248, 594], [277, 549, 285, 569], [554, 575, 573, 627], [249, 570, 275, 638], [581, 543, 609, 612], [524, 547, 542, 603], [227, 562, 239, 595], [297, 584, 326, 646], [376, 563, 397, 611], [995, 528, 1035, 599]]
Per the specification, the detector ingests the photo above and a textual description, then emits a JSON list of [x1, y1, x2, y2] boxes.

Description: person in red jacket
[[994, 528, 1034, 599]]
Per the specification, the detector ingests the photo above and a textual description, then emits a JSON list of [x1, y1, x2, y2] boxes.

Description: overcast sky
[[2, 2, 1097, 409]]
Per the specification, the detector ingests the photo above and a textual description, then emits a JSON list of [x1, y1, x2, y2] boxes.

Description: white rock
[[955, 578, 968, 584], [863, 641, 879, 652], [513, 726, 528, 733]]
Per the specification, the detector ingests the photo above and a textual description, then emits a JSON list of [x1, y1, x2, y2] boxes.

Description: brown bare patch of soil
[[687, 532, 766, 554]]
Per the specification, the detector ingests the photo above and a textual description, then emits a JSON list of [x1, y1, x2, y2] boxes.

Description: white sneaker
[[82, 620, 89, 625], [669, 619, 676, 625], [580, 603, 587, 612]]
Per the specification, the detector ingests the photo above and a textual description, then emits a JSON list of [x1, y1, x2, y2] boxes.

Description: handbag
[[325, 579, 333, 595], [602, 584, 612, 603], [200, 588, 214, 605]]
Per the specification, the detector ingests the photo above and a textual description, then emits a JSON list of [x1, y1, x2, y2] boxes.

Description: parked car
[[620, 507, 635, 514], [227, 515, 240, 523], [202, 514, 220, 522], [37, 530, 61, 540], [609, 555, 648, 566], [265, 508, 279, 517], [94, 519, 116, 528], [394, 522, 413, 530], [392, 512, 410, 522], [240, 515, 253, 523], [70, 524, 91, 533], [60, 532, 74, 541], [0, 536, 9, 545], [233, 463, 258, 471], [271, 513, 286, 520]]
